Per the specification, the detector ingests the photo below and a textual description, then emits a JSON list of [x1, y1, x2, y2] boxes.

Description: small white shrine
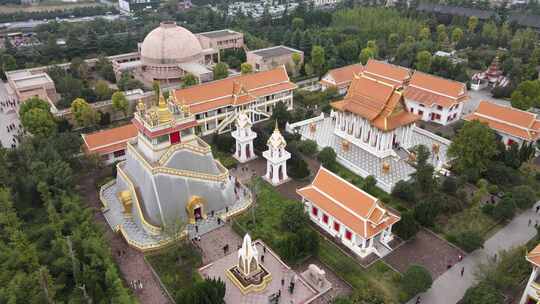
[[238, 234, 260, 276], [231, 112, 257, 163], [262, 123, 290, 186]]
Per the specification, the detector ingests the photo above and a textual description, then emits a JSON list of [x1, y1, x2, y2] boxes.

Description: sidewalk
[[407, 202, 539, 304]]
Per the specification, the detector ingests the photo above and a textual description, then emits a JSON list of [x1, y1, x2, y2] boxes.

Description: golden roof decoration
[[157, 93, 173, 124], [267, 122, 286, 149]]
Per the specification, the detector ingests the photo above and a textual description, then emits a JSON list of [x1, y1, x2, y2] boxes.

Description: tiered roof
[[82, 124, 138, 155], [172, 66, 296, 114], [464, 101, 540, 141], [297, 167, 400, 239], [331, 74, 419, 131], [404, 71, 468, 108], [320, 63, 364, 87], [527, 244, 540, 267], [363, 59, 412, 86]]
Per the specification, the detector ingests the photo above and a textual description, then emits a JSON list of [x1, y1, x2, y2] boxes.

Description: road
[[0, 14, 122, 31], [407, 202, 539, 304]]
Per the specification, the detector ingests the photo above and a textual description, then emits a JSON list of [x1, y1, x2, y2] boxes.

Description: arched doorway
[[278, 165, 283, 181], [186, 196, 207, 224], [245, 143, 250, 158]]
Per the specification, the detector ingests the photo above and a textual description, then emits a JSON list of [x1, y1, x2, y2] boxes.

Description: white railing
[[413, 125, 452, 145], [286, 113, 325, 133]]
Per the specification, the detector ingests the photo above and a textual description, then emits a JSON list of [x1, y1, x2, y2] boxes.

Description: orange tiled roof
[[464, 101, 540, 141], [331, 74, 420, 131], [364, 59, 411, 86], [173, 66, 296, 114], [321, 64, 364, 87], [82, 123, 138, 154], [297, 167, 400, 239], [404, 72, 468, 108], [527, 244, 540, 267]]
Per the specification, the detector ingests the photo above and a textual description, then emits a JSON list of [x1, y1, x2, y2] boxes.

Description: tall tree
[[213, 62, 229, 80], [448, 120, 498, 175], [111, 91, 129, 118], [70, 98, 100, 128], [310, 45, 325, 77], [415, 51, 432, 73]]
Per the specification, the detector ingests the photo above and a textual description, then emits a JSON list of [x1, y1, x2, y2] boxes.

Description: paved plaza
[[383, 228, 464, 279], [199, 240, 319, 304], [293, 117, 450, 192]]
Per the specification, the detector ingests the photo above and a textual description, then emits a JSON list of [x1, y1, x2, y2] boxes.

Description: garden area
[[232, 177, 431, 304]]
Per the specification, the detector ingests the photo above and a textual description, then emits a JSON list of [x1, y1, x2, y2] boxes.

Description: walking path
[[407, 202, 540, 304]]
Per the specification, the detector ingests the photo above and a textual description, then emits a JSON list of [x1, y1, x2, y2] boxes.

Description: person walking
[[415, 296, 421, 304], [460, 266, 465, 277], [536, 205, 540, 213]]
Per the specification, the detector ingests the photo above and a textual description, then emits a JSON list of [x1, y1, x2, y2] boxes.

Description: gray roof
[[198, 29, 240, 39], [119, 146, 236, 229], [509, 13, 540, 29], [251, 46, 302, 59], [416, 3, 496, 20]]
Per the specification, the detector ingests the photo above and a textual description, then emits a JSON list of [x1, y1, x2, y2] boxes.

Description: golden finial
[[136, 99, 145, 114], [382, 162, 390, 174]]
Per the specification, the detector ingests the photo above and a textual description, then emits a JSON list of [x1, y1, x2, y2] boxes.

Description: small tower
[[520, 244, 540, 304], [231, 112, 257, 163], [262, 122, 290, 186], [238, 234, 259, 277]]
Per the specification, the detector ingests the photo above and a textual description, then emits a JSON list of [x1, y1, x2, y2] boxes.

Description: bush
[[318, 147, 337, 169], [492, 196, 515, 221], [441, 177, 457, 194], [510, 185, 536, 209], [280, 203, 308, 233], [393, 210, 418, 240], [401, 265, 432, 297], [361, 175, 377, 195], [462, 282, 504, 304], [212, 133, 235, 153], [413, 196, 440, 227], [298, 139, 318, 156], [484, 162, 520, 186], [453, 231, 483, 252], [392, 180, 416, 202]]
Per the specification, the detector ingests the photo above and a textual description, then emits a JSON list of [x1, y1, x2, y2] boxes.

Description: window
[[345, 230, 352, 240], [169, 131, 180, 144], [507, 138, 516, 146], [113, 149, 126, 158], [311, 206, 318, 216], [437, 105, 443, 111], [322, 214, 329, 224], [333, 221, 340, 232], [418, 110, 424, 116]]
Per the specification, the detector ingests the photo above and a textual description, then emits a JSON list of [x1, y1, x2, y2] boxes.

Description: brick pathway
[[197, 225, 243, 265], [383, 228, 464, 279], [296, 258, 353, 304], [78, 172, 172, 304]]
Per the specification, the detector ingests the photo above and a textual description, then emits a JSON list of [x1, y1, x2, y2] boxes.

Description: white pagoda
[[263, 123, 290, 186], [231, 112, 257, 163], [238, 234, 260, 276]]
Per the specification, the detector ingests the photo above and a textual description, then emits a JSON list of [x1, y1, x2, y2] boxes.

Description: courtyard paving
[[199, 240, 319, 304], [0, 81, 21, 149], [383, 228, 464, 279], [293, 117, 449, 192]]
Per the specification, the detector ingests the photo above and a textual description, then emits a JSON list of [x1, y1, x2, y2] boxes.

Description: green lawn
[[212, 147, 238, 169], [438, 204, 500, 239], [234, 178, 408, 303], [318, 236, 406, 303], [145, 242, 203, 301]]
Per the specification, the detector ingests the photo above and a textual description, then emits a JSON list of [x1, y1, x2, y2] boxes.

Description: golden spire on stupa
[[157, 93, 173, 124]]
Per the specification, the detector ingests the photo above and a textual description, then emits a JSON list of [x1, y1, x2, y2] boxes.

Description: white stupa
[[231, 112, 257, 163], [262, 123, 291, 186], [237, 233, 259, 277]]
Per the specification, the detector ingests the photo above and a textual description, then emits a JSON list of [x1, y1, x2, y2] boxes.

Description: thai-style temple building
[[471, 56, 510, 90], [297, 167, 400, 258], [263, 124, 290, 186], [320, 63, 364, 95], [172, 66, 297, 136], [520, 244, 540, 304], [464, 100, 540, 147], [404, 71, 468, 125], [231, 111, 257, 163], [82, 123, 138, 165], [330, 73, 420, 159], [288, 61, 451, 193], [99, 95, 250, 251]]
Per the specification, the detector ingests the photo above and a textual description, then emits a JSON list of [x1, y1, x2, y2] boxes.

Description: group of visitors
[[0, 98, 18, 113]]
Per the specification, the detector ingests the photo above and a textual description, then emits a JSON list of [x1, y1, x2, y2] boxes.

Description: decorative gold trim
[[225, 265, 272, 295], [116, 164, 163, 235], [186, 195, 207, 224]]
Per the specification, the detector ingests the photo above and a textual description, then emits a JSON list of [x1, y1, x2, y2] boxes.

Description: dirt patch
[[383, 228, 464, 279]]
